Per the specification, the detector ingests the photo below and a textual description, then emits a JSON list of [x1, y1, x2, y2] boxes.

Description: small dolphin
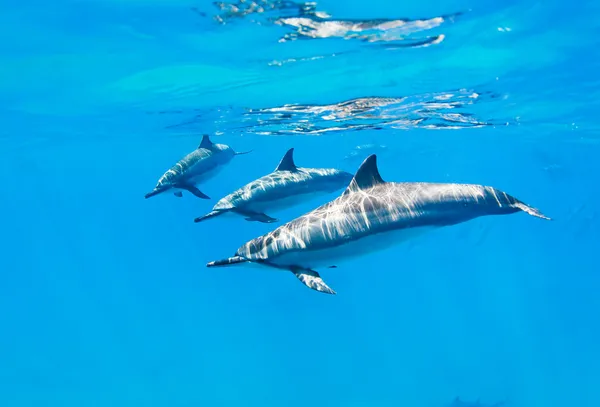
[[206, 154, 550, 294], [194, 148, 353, 224], [145, 135, 251, 199]]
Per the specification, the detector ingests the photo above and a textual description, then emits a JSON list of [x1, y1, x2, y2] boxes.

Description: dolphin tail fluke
[[513, 201, 552, 220], [194, 210, 225, 223], [207, 256, 248, 267], [291, 267, 336, 295]]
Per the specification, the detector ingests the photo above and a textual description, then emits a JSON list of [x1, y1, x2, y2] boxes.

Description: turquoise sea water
[[1, 0, 599, 406]]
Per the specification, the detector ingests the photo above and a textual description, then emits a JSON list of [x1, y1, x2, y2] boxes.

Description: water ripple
[[163, 89, 505, 136], [210, 0, 318, 25], [207, 0, 462, 48]]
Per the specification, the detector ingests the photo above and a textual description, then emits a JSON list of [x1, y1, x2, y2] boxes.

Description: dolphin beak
[[194, 210, 224, 223], [144, 188, 163, 199], [206, 256, 248, 267]]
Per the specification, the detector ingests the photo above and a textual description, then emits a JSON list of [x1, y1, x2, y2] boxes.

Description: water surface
[[1, 0, 599, 406]]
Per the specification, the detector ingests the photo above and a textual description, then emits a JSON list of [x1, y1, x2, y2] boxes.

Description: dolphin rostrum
[[145, 135, 251, 199], [193, 148, 353, 224], [206, 154, 550, 295]]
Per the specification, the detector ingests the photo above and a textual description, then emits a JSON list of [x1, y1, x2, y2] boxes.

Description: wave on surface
[[162, 89, 505, 136], [205, 0, 461, 48]]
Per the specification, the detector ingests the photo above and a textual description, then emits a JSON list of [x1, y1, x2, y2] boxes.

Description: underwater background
[[1, 0, 599, 406]]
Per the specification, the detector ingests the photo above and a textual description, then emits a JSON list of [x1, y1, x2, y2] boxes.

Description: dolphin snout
[[144, 188, 163, 199]]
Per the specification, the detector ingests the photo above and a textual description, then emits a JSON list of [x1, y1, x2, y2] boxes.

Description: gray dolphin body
[[207, 154, 550, 294], [194, 148, 353, 223], [145, 135, 251, 199]]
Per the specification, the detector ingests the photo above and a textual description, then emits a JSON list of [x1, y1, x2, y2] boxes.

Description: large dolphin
[[206, 154, 550, 295], [145, 135, 251, 199], [193, 148, 353, 223]]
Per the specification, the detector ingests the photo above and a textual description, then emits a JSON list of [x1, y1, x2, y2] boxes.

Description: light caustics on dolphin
[[206, 154, 550, 295], [144, 134, 252, 200], [194, 147, 353, 224]]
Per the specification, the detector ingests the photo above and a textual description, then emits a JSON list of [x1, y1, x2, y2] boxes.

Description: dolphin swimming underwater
[[145, 135, 251, 199], [206, 154, 550, 295], [193, 148, 353, 223]]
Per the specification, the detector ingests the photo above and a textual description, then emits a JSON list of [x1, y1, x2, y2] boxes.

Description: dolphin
[[193, 148, 353, 224], [145, 135, 251, 199], [206, 154, 550, 295]]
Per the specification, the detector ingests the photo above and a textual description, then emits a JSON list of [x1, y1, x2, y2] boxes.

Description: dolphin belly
[[243, 189, 335, 214], [266, 226, 437, 270], [186, 162, 226, 184], [152, 163, 222, 194]]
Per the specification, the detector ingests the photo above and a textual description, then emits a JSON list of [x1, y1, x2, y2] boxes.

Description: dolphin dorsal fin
[[344, 154, 384, 194], [198, 134, 213, 150], [275, 148, 298, 172]]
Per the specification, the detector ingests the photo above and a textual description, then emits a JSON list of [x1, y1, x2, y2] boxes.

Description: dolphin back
[[216, 167, 351, 210]]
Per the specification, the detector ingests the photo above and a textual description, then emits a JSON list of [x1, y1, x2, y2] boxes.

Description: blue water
[[1, 0, 599, 406]]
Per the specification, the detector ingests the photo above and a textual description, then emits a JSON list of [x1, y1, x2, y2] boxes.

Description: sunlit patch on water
[[163, 89, 503, 136], [209, 0, 318, 25], [274, 15, 451, 46], [206, 0, 461, 48]]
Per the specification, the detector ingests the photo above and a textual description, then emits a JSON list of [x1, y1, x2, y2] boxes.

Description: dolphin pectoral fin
[[173, 191, 183, 198], [244, 214, 278, 223], [290, 267, 336, 295], [237, 210, 278, 223], [194, 210, 225, 223], [176, 183, 210, 199]]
